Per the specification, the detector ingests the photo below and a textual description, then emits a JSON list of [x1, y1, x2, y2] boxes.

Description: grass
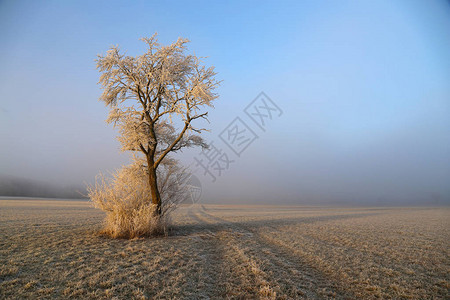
[[0, 199, 448, 299]]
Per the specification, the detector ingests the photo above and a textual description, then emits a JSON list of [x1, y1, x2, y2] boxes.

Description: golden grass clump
[[101, 203, 168, 238], [87, 157, 185, 238]]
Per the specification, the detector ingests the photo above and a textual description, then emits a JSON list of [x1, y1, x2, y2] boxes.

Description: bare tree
[[96, 34, 219, 215]]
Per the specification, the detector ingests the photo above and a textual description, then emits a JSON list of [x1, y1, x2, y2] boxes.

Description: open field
[[0, 199, 449, 299]]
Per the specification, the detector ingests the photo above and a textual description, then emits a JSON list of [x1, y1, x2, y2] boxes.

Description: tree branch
[[153, 122, 189, 168]]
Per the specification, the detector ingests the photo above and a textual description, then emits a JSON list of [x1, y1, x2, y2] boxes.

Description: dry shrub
[[87, 157, 188, 238], [102, 203, 168, 238]]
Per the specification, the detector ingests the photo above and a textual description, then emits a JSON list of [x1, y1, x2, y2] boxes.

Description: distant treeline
[[0, 175, 87, 199]]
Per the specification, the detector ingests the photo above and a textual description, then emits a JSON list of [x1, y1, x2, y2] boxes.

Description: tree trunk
[[147, 156, 162, 216]]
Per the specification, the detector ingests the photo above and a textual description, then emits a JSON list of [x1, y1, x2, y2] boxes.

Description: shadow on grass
[[172, 207, 381, 237]]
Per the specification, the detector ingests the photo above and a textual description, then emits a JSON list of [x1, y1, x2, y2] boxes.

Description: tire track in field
[[196, 206, 334, 299], [190, 205, 354, 299], [177, 207, 240, 298], [182, 206, 275, 298], [186, 206, 273, 298]]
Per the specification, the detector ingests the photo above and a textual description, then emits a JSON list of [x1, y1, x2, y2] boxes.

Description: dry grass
[[87, 158, 186, 238], [0, 199, 448, 299]]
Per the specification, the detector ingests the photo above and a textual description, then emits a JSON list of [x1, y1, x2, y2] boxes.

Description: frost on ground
[[0, 199, 448, 299]]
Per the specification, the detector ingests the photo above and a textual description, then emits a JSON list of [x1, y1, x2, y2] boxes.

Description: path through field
[[175, 205, 361, 299], [177, 204, 449, 299]]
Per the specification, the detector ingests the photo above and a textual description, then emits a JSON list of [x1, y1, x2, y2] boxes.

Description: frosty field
[[0, 199, 448, 299]]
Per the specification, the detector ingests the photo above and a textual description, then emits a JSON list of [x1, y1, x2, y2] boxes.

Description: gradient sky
[[1, 0, 449, 204]]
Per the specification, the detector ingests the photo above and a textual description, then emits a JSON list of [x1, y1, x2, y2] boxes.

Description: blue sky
[[1, 0, 449, 204]]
